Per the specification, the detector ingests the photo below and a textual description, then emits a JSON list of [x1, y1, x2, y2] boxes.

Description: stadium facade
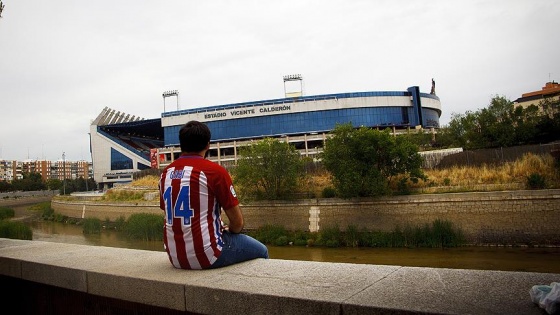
[[90, 85, 441, 190]]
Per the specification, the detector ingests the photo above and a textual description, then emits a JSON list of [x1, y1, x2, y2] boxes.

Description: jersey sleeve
[[214, 166, 239, 210]]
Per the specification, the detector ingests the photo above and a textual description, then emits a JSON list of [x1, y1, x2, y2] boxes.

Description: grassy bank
[[247, 220, 465, 249], [111, 153, 560, 199]]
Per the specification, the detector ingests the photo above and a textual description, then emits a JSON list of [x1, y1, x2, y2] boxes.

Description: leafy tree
[[513, 104, 540, 144], [438, 95, 560, 149], [535, 97, 560, 143], [321, 123, 426, 198], [0, 180, 12, 192], [46, 178, 62, 191], [11, 172, 46, 191], [233, 138, 304, 200]]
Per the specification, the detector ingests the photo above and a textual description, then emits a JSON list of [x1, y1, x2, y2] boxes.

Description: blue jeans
[[210, 231, 269, 269]]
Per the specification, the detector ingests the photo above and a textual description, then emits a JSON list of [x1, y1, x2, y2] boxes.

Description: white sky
[[0, 0, 558, 162]]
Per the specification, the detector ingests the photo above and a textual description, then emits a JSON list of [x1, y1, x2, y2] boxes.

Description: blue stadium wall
[[161, 87, 441, 146]]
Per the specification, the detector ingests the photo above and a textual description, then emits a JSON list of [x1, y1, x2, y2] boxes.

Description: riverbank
[[5, 195, 560, 273], [50, 189, 560, 247]]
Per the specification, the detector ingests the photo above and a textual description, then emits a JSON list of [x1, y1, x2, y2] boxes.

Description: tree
[[11, 172, 46, 191], [233, 138, 304, 200], [321, 123, 426, 198], [46, 178, 62, 191], [439, 95, 560, 150], [0, 180, 12, 192]]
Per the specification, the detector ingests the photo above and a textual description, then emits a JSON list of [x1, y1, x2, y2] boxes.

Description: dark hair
[[179, 121, 211, 153]]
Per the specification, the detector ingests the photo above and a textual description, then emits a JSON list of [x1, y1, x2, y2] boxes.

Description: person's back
[[160, 154, 234, 269], [159, 120, 268, 269]]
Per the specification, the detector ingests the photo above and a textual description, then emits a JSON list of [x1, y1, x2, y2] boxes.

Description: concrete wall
[[1, 238, 558, 315], [52, 189, 560, 246]]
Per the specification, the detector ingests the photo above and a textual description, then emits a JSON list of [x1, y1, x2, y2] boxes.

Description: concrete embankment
[[1, 238, 558, 314]]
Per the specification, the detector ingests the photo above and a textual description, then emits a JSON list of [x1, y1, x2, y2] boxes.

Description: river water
[[29, 220, 560, 274]]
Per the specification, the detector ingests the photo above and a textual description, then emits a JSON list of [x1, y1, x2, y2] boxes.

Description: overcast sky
[[0, 0, 558, 162]]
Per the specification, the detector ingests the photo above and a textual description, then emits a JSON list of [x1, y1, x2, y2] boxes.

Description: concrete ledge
[[0, 238, 557, 314]]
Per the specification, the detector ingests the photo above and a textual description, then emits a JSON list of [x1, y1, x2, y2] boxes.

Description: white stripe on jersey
[[181, 166, 202, 269], [197, 171, 220, 265]]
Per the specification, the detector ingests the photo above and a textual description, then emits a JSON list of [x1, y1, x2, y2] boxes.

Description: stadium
[[90, 78, 441, 190]]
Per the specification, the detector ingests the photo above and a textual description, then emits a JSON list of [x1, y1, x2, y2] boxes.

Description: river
[[5, 196, 560, 274], [29, 220, 560, 274]]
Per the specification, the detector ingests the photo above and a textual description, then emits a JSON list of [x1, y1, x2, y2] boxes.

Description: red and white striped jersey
[[159, 154, 239, 269]]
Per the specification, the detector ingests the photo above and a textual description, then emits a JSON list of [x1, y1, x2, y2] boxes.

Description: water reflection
[[30, 221, 560, 274]]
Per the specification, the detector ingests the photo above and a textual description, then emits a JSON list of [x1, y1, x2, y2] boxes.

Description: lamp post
[[162, 90, 179, 112], [283, 74, 303, 98], [62, 152, 66, 195]]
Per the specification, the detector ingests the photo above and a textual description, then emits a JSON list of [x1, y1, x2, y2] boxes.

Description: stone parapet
[[0, 238, 557, 314]]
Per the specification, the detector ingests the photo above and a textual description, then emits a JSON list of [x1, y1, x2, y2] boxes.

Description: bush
[[274, 235, 289, 246], [291, 230, 311, 246], [39, 202, 55, 220], [0, 220, 33, 240], [344, 225, 360, 247], [124, 213, 164, 241], [431, 219, 465, 248], [321, 187, 337, 198], [317, 225, 341, 247], [0, 206, 15, 220], [250, 224, 288, 245], [526, 173, 546, 189], [103, 189, 146, 201], [114, 216, 126, 231], [83, 218, 102, 234]]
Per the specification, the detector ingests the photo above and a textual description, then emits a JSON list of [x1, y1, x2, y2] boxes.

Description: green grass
[[0, 220, 33, 240], [123, 213, 164, 241], [248, 220, 466, 249], [0, 206, 15, 220]]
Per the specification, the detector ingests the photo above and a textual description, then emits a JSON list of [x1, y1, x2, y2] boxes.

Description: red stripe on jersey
[[189, 169, 212, 268], [207, 188, 221, 258]]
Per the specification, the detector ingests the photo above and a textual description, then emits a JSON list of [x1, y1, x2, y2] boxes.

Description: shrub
[[321, 187, 337, 198], [124, 213, 164, 241], [344, 225, 360, 247], [114, 216, 126, 231], [291, 230, 311, 246], [39, 202, 55, 220], [249, 224, 288, 245], [103, 189, 146, 201], [526, 173, 546, 189], [83, 218, 102, 234], [431, 219, 465, 248], [274, 235, 289, 246], [317, 225, 341, 247], [0, 206, 15, 220], [396, 178, 411, 195], [0, 220, 33, 240]]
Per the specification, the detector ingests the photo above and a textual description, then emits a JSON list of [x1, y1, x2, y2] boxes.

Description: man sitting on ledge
[[159, 120, 268, 269]]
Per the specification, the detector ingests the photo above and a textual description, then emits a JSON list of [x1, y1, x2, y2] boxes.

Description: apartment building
[[0, 159, 92, 182]]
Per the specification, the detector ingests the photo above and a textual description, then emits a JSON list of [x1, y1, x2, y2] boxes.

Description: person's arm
[[223, 205, 244, 233]]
